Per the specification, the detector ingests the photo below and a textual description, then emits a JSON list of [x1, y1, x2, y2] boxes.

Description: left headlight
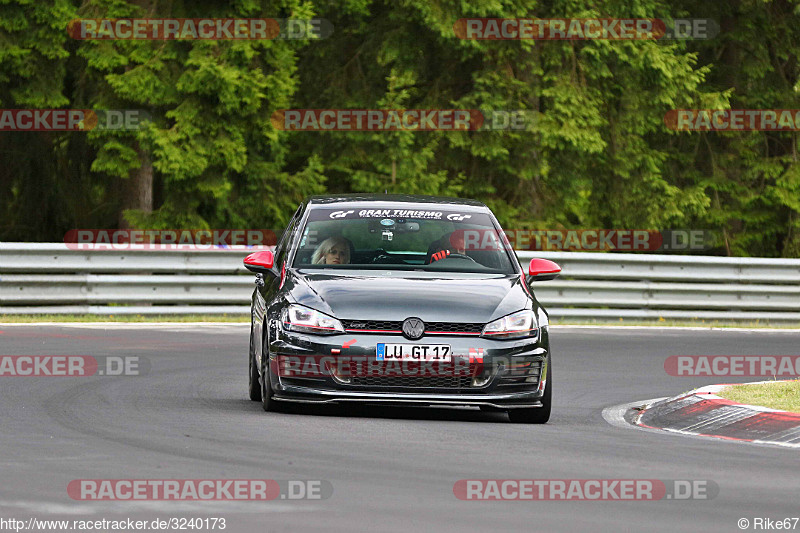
[[281, 304, 344, 335], [481, 310, 538, 340]]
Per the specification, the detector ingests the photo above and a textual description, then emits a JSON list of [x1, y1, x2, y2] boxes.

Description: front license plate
[[377, 343, 451, 362]]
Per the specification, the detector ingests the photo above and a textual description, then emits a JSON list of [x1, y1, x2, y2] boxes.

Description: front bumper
[[266, 328, 549, 409]]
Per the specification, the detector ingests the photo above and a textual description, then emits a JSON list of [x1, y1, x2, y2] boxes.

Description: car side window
[[275, 204, 304, 267]]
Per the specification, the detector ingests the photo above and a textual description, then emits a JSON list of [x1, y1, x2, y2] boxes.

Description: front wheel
[[260, 339, 279, 412], [508, 355, 551, 424], [248, 321, 261, 401]]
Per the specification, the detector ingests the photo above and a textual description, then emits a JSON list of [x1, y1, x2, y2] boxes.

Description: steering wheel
[[370, 249, 396, 264], [431, 253, 478, 264]]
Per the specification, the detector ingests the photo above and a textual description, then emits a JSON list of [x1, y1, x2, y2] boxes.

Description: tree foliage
[[1, 0, 800, 257]]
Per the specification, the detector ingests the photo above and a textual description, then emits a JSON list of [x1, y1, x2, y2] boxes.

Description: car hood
[[287, 270, 531, 323]]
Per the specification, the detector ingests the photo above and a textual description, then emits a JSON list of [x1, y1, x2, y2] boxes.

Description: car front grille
[[340, 320, 402, 332], [341, 320, 483, 336], [351, 375, 474, 388], [340, 361, 476, 389], [425, 322, 483, 335]]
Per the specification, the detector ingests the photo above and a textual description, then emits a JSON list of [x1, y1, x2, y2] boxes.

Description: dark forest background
[[2, 0, 800, 256]]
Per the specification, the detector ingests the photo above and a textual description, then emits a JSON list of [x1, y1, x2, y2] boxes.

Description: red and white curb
[[626, 382, 800, 448]]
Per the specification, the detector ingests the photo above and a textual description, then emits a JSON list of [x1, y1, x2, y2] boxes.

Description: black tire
[[248, 321, 262, 401], [508, 355, 552, 424], [260, 334, 279, 412]]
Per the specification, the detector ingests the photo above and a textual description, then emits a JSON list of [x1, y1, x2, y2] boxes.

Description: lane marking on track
[[602, 399, 800, 449], [602, 399, 666, 431]]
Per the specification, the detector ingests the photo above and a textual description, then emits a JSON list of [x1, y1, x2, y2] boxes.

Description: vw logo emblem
[[402, 318, 425, 340]]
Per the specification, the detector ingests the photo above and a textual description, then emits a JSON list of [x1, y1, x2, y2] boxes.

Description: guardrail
[[1, 243, 799, 321]]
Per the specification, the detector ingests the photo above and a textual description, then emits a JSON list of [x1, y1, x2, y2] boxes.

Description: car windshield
[[292, 207, 517, 274]]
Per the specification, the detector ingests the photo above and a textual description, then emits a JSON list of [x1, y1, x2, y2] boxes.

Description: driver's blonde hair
[[312, 236, 351, 264]]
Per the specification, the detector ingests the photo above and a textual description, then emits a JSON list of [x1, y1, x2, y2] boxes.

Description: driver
[[428, 231, 466, 263], [312, 236, 351, 264]]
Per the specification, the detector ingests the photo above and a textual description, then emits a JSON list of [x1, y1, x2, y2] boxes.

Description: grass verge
[[718, 380, 800, 412]]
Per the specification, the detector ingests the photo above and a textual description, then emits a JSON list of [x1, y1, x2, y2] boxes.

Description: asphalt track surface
[[0, 324, 798, 533]]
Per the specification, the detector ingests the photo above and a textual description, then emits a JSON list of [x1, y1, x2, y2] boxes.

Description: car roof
[[306, 194, 488, 210]]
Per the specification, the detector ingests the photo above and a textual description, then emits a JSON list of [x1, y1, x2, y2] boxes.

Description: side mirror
[[244, 251, 275, 274], [528, 258, 561, 281]]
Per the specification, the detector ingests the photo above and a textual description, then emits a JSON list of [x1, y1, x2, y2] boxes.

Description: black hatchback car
[[244, 195, 560, 423]]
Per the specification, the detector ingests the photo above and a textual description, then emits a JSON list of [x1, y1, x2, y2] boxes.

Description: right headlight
[[281, 304, 344, 335], [481, 310, 538, 340]]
